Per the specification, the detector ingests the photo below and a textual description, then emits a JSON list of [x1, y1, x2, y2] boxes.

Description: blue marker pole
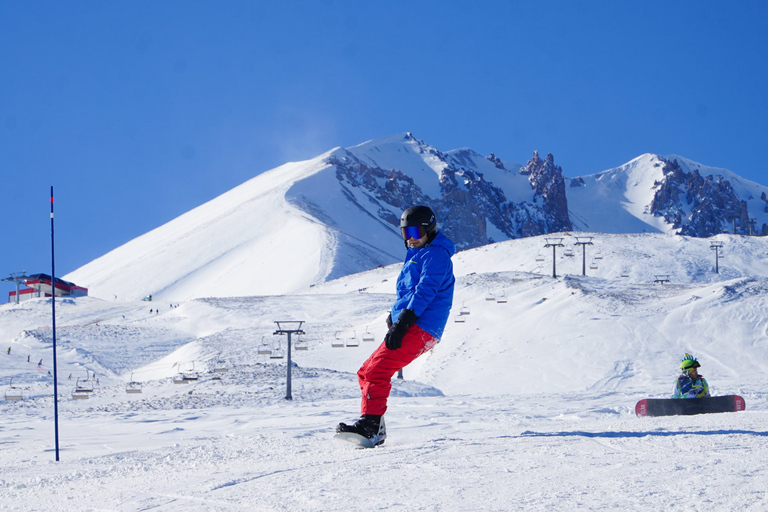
[[51, 186, 60, 461]]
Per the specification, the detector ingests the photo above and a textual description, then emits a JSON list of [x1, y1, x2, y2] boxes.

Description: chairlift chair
[[5, 378, 23, 401], [589, 262, 598, 270], [594, 253, 603, 260], [454, 314, 466, 323], [173, 373, 199, 383], [459, 304, 470, 316], [173, 363, 200, 383], [564, 249, 574, 257], [535, 253, 545, 262], [75, 377, 94, 393], [269, 345, 285, 359], [362, 328, 376, 342], [211, 360, 227, 380], [346, 332, 359, 348], [485, 292, 495, 301], [257, 341, 273, 356], [332, 331, 345, 348], [72, 376, 92, 398], [182, 362, 200, 381], [294, 337, 309, 351], [212, 353, 229, 372], [126, 373, 142, 394], [5, 388, 23, 401], [496, 290, 508, 303]]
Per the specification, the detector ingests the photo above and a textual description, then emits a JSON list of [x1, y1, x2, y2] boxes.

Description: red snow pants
[[357, 324, 438, 416]]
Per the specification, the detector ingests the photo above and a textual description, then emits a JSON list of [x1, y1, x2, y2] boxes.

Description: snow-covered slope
[[2, 232, 768, 510], [567, 153, 670, 233], [9, 232, 768, 397], [65, 153, 343, 301]]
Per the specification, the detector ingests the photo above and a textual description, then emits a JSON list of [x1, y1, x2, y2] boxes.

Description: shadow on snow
[[518, 429, 768, 439]]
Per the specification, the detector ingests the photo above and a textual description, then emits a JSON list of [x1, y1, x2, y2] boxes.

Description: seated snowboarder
[[672, 353, 710, 398]]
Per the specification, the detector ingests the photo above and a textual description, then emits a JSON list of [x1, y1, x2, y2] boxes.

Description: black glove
[[386, 313, 393, 329], [384, 309, 418, 350]]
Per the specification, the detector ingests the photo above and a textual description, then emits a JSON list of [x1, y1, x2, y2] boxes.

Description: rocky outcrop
[[649, 158, 748, 236], [327, 145, 573, 251], [520, 151, 573, 234], [319, 138, 763, 254]]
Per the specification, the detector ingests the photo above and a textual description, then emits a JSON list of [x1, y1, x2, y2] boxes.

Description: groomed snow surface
[[2, 233, 768, 511]]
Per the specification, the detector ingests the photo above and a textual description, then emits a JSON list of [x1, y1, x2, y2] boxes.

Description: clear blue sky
[[2, 1, 767, 299]]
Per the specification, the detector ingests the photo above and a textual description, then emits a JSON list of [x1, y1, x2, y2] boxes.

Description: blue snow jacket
[[391, 231, 456, 340]]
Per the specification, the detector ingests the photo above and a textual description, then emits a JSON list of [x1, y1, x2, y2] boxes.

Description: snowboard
[[333, 431, 381, 448], [635, 395, 745, 417]]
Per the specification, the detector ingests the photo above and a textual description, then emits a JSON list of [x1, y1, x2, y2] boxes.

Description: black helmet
[[400, 206, 437, 240]]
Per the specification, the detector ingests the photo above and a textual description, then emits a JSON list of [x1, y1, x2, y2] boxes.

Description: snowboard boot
[[336, 414, 387, 446]]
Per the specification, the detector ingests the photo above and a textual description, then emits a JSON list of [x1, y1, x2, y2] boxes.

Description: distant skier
[[673, 353, 710, 398], [336, 206, 455, 446]]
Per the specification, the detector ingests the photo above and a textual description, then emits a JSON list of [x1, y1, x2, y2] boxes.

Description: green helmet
[[680, 353, 701, 372]]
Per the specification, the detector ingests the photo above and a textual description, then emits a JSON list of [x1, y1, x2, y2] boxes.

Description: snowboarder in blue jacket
[[337, 205, 455, 445], [673, 353, 710, 398]]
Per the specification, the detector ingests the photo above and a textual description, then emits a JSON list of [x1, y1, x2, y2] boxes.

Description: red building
[[8, 274, 88, 302]]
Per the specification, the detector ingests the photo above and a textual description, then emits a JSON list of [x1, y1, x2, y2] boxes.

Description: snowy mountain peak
[[569, 152, 768, 236], [64, 135, 768, 301]]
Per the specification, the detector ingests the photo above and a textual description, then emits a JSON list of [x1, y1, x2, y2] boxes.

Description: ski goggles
[[401, 225, 427, 240], [680, 360, 700, 371]]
